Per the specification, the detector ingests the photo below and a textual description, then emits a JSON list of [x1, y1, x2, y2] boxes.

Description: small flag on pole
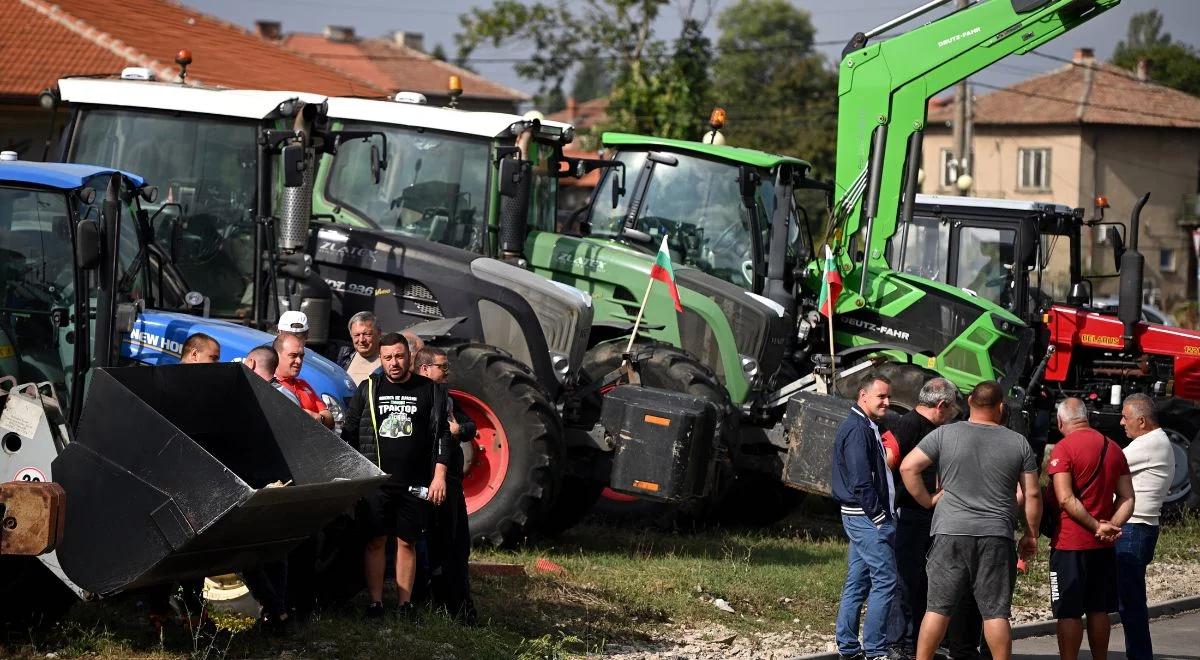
[[650, 235, 683, 312], [818, 245, 842, 318]]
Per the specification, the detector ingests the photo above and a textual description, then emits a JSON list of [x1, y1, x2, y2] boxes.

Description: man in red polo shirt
[[273, 333, 333, 429], [1047, 397, 1134, 660]]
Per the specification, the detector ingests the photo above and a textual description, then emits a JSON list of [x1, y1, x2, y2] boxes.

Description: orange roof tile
[[547, 97, 609, 131], [283, 33, 528, 102], [0, 0, 387, 99], [929, 58, 1200, 130]]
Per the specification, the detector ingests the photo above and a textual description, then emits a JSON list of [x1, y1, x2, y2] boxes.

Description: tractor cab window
[[0, 186, 77, 400], [69, 109, 258, 317], [589, 150, 757, 287], [956, 225, 1017, 305], [893, 213, 950, 282], [327, 123, 488, 254]]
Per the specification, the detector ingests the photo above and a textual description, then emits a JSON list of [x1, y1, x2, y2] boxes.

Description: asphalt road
[[1014, 609, 1200, 659]]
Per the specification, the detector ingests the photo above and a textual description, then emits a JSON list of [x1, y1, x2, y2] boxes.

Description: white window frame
[[1160, 248, 1177, 273], [1018, 147, 1051, 191], [939, 148, 957, 188]]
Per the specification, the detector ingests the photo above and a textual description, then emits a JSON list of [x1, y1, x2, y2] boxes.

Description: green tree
[[570, 55, 611, 103], [455, 0, 714, 137], [711, 0, 838, 175], [1112, 10, 1200, 97], [430, 43, 448, 62]]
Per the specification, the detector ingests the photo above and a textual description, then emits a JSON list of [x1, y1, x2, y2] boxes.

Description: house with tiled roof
[[0, 0, 389, 158], [923, 48, 1200, 307], [278, 24, 528, 113]]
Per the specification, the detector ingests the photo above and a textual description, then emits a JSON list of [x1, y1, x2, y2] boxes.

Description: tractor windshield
[[69, 109, 258, 317], [326, 124, 489, 252], [589, 150, 768, 288]]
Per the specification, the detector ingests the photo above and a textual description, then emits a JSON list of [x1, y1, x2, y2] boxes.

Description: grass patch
[[6, 502, 1200, 658]]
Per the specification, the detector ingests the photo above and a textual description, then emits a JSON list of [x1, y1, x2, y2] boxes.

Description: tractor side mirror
[[282, 143, 306, 188], [611, 162, 626, 210], [1106, 225, 1125, 272], [370, 143, 384, 185], [75, 218, 101, 270]]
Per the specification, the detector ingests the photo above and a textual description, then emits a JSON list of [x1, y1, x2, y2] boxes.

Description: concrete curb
[[792, 594, 1200, 659]]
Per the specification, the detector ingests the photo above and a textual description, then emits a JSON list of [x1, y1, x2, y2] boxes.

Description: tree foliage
[[454, 0, 713, 138], [711, 0, 838, 176], [1112, 10, 1200, 97]]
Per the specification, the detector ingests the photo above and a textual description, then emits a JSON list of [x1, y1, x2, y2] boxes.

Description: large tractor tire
[[1158, 398, 1200, 514], [834, 360, 942, 413], [580, 340, 735, 526], [443, 342, 563, 547]]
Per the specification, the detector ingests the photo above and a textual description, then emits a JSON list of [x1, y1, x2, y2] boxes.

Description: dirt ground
[[601, 562, 1200, 658]]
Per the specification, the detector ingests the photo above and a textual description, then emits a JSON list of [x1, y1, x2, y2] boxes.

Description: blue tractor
[[0, 156, 381, 623]]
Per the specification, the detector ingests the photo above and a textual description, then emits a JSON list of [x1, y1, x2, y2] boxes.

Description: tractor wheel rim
[[452, 389, 511, 515], [1165, 427, 1191, 503]]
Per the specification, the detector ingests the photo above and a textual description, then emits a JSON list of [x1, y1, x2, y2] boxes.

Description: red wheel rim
[[453, 389, 510, 515], [596, 380, 638, 502]]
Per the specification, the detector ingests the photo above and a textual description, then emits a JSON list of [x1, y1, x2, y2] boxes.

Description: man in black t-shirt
[[888, 377, 958, 657], [342, 332, 452, 619]]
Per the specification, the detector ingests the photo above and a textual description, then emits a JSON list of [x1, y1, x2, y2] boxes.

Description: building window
[[939, 149, 957, 188], [1018, 148, 1051, 190], [1160, 248, 1177, 272]]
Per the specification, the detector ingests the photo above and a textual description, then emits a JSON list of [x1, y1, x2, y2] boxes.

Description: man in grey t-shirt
[[899, 381, 1042, 660]]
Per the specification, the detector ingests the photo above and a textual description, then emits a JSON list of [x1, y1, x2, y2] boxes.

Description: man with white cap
[[278, 310, 310, 343]]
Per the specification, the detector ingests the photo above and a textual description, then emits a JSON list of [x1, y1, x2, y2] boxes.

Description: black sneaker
[[839, 653, 865, 660], [365, 601, 385, 619], [396, 601, 419, 622]]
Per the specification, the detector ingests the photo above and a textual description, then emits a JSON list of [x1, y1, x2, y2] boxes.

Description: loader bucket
[[780, 392, 855, 497], [51, 364, 385, 597]]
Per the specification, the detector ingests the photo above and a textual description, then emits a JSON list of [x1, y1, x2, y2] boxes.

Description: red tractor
[[895, 192, 1200, 508]]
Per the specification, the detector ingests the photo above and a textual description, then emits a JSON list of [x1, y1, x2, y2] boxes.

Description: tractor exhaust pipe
[[1117, 192, 1150, 350], [275, 103, 332, 343]]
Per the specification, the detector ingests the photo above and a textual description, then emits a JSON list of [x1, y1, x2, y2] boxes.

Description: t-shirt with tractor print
[[372, 373, 435, 489]]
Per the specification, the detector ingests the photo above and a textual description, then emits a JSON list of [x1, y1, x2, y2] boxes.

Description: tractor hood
[[121, 311, 356, 405]]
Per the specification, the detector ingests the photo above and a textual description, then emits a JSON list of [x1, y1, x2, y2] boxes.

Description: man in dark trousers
[[341, 332, 452, 619], [886, 377, 958, 658], [1047, 397, 1135, 660], [415, 345, 478, 624], [833, 373, 898, 660]]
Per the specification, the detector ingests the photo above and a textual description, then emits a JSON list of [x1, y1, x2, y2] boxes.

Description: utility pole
[[952, 0, 972, 195]]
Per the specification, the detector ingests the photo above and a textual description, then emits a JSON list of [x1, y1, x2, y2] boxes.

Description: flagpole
[[625, 275, 657, 356]]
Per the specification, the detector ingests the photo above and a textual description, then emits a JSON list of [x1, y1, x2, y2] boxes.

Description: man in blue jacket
[[833, 373, 898, 660]]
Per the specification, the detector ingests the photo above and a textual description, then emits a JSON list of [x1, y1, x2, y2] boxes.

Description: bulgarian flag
[[818, 245, 842, 318], [650, 235, 683, 312]]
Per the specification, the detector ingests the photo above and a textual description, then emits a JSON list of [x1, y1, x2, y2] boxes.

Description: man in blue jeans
[[1117, 393, 1174, 660], [832, 373, 898, 660]]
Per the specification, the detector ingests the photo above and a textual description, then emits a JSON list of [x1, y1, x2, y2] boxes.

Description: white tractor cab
[[0, 158, 384, 623], [51, 72, 716, 545]]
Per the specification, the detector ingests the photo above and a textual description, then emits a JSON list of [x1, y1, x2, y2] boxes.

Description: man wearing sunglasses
[[415, 346, 477, 624]]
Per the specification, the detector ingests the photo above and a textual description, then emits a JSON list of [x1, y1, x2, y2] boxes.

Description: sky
[[182, 0, 1200, 106]]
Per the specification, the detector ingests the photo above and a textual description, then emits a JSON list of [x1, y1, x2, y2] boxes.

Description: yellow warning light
[[448, 75, 463, 93], [1095, 195, 1109, 209]]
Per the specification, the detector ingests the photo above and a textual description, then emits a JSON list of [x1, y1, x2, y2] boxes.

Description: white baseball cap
[[277, 310, 310, 333]]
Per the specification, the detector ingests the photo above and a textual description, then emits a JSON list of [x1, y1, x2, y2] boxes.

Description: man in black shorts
[[900, 381, 1042, 660], [342, 332, 452, 619]]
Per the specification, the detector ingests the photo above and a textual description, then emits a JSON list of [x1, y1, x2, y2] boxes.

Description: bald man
[[1047, 398, 1134, 660]]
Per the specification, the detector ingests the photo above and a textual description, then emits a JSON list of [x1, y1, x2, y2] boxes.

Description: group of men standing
[[177, 308, 476, 629], [833, 374, 1174, 660]]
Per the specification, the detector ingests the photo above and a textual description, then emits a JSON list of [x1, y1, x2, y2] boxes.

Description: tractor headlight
[[321, 394, 346, 431], [550, 351, 571, 384], [740, 354, 760, 381]]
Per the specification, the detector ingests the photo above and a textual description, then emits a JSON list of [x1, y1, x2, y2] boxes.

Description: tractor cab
[[583, 133, 824, 299], [892, 195, 1127, 324]]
